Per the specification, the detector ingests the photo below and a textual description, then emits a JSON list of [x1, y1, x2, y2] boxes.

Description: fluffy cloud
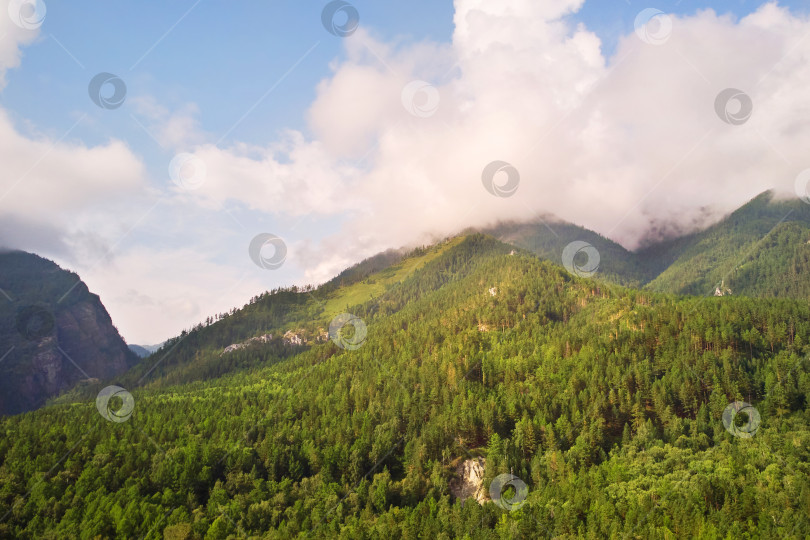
[[177, 1, 810, 282], [7, 1, 810, 343], [0, 2, 150, 260], [130, 96, 207, 150], [0, 0, 39, 90]]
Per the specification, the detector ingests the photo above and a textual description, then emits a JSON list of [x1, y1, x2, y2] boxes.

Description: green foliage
[[642, 192, 810, 297], [482, 219, 657, 287], [1, 234, 809, 538], [492, 191, 810, 301]]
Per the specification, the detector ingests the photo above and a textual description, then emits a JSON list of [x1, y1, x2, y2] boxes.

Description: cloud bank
[[0, 1, 265, 344], [0, 1, 148, 259], [5, 1, 810, 342], [185, 2, 810, 270]]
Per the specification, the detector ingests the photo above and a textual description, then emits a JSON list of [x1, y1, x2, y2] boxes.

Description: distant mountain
[[480, 217, 654, 287], [128, 345, 150, 358], [0, 251, 137, 415], [640, 192, 810, 298], [486, 191, 810, 300], [128, 343, 163, 358]]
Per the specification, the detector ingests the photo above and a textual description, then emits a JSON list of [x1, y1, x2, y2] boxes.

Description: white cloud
[[0, 0, 39, 90], [173, 1, 810, 263], [130, 96, 207, 150], [7, 0, 810, 343], [82, 245, 269, 345], [185, 133, 363, 217], [0, 2, 150, 260]]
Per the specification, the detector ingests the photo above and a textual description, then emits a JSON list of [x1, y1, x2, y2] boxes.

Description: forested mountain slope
[[641, 192, 810, 298], [1, 235, 808, 538], [488, 191, 810, 300], [100, 238, 464, 391], [481, 219, 653, 287]]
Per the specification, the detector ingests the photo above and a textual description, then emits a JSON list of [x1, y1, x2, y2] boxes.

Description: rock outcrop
[[221, 334, 274, 355], [0, 251, 137, 415], [220, 329, 313, 355], [450, 458, 488, 505]]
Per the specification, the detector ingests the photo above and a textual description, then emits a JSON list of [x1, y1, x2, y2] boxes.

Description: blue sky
[[5, 1, 807, 153], [3, 1, 455, 146], [3, 0, 810, 343], [575, 0, 809, 55]]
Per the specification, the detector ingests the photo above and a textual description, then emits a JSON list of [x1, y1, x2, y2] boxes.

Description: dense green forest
[[491, 191, 810, 300], [1, 234, 808, 538]]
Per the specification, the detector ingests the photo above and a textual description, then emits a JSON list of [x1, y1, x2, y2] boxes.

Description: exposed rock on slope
[[221, 334, 274, 355], [450, 458, 488, 505], [220, 329, 323, 356], [0, 251, 136, 415]]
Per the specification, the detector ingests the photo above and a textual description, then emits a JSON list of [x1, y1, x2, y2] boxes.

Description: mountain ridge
[[2, 232, 808, 537], [0, 250, 137, 415], [8, 191, 808, 414], [484, 190, 810, 299]]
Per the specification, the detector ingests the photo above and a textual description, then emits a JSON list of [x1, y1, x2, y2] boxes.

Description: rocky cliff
[[0, 250, 136, 415], [450, 457, 488, 505]]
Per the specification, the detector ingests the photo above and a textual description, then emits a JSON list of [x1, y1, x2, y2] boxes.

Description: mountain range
[[485, 190, 810, 298], [0, 191, 808, 538]]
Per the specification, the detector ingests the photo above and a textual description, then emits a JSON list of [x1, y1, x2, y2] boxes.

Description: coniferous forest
[[1, 235, 808, 538], [5, 0, 810, 538]]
